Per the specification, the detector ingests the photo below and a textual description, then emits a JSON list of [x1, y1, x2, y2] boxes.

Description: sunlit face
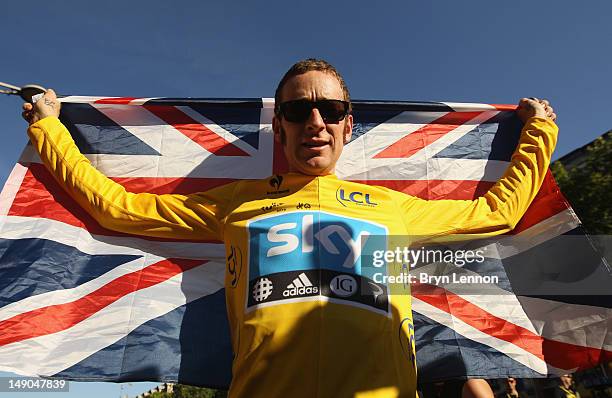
[[272, 70, 353, 176]]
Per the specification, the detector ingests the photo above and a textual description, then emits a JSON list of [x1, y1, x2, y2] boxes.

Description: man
[[555, 374, 581, 398], [22, 59, 557, 397], [500, 377, 521, 398]]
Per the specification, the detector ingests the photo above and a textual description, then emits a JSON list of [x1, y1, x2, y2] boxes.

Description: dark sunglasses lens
[[282, 101, 313, 122], [280, 100, 348, 123], [318, 100, 347, 122]]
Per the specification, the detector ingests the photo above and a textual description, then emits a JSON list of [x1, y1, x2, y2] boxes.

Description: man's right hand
[[22, 89, 61, 126]]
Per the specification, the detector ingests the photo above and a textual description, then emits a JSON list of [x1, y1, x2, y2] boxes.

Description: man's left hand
[[516, 97, 556, 123]]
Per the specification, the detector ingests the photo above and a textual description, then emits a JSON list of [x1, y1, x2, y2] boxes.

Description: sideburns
[[342, 118, 351, 143]]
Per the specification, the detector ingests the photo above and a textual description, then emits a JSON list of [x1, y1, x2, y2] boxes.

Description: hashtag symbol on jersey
[[252, 278, 274, 302]]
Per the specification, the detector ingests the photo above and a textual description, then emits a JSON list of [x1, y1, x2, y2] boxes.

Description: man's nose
[[305, 107, 326, 130]]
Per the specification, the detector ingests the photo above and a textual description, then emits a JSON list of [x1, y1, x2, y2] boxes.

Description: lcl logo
[[336, 187, 378, 207]]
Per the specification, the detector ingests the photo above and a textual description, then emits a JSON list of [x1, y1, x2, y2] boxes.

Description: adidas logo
[[283, 273, 319, 297]]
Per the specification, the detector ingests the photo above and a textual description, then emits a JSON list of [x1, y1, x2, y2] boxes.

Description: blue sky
[[0, 1, 610, 397]]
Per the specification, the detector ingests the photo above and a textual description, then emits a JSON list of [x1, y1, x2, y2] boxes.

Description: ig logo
[[330, 275, 358, 297]]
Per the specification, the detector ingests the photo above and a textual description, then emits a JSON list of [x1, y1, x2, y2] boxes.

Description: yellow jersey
[[28, 116, 557, 397]]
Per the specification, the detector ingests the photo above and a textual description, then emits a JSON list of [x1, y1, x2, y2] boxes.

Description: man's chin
[[292, 157, 334, 176]]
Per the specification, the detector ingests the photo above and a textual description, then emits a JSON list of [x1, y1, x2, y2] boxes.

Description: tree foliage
[[146, 391, 168, 398], [172, 384, 227, 398], [551, 132, 612, 234], [140, 384, 227, 398]]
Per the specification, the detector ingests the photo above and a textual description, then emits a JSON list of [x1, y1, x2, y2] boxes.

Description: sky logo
[[248, 211, 387, 280]]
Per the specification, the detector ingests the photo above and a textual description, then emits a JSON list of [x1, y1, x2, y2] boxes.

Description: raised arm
[[22, 90, 234, 241], [397, 98, 558, 237]]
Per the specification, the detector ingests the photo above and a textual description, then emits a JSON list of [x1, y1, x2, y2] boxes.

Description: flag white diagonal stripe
[[0, 162, 28, 217], [0, 215, 226, 261], [177, 106, 259, 156], [0, 256, 151, 322], [337, 111, 503, 181], [412, 297, 561, 375], [0, 261, 224, 376]]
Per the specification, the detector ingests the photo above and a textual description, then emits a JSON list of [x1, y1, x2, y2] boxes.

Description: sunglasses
[[276, 99, 350, 123]]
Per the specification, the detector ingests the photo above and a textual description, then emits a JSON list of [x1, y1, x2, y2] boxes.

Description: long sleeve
[[397, 116, 558, 237], [27, 116, 238, 240]]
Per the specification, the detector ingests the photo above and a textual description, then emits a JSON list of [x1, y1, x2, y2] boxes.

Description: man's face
[[272, 70, 353, 176], [560, 375, 572, 387]]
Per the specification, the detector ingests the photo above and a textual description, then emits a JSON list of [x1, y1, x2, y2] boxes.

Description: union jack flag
[[0, 97, 609, 387]]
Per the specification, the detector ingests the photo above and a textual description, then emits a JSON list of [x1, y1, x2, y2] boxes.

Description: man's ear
[[272, 115, 282, 144], [343, 114, 353, 144]]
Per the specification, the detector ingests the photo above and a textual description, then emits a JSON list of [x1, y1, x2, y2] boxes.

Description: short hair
[[274, 58, 352, 115]]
